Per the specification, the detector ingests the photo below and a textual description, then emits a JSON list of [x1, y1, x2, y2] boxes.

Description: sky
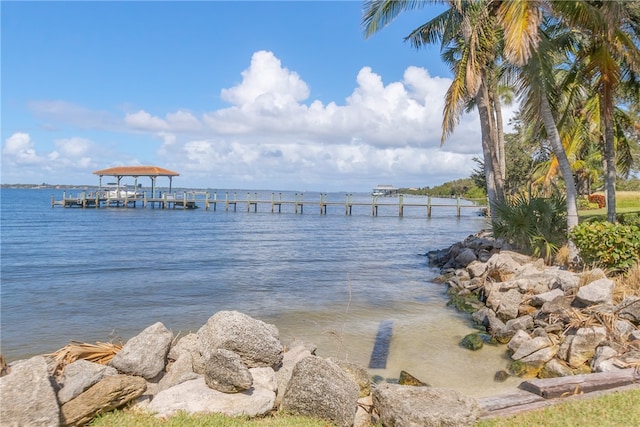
[[2, 1, 515, 192]]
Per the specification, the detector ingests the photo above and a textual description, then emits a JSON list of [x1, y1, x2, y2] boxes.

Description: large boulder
[[281, 356, 359, 427], [147, 374, 276, 418], [110, 322, 173, 379], [372, 383, 479, 427], [57, 359, 118, 404], [60, 374, 146, 427], [204, 349, 253, 393], [275, 340, 314, 407], [197, 311, 283, 368], [0, 356, 60, 427]]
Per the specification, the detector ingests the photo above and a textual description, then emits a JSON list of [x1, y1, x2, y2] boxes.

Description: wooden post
[[81, 191, 87, 208], [300, 193, 304, 214], [398, 194, 403, 217], [51, 194, 55, 207], [372, 195, 376, 216], [247, 192, 251, 212], [427, 196, 432, 218], [457, 196, 461, 217], [213, 192, 217, 211], [225, 192, 229, 211], [183, 192, 187, 210]]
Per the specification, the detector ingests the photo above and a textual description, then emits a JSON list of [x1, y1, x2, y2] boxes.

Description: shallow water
[[0, 188, 519, 396]]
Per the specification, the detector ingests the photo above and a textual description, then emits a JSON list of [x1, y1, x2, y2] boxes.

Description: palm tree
[[551, 1, 640, 222], [362, 0, 507, 222]]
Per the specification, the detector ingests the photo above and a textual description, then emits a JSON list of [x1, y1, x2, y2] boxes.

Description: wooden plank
[[479, 382, 640, 419], [518, 368, 639, 399], [368, 320, 393, 369], [478, 390, 545, 412]]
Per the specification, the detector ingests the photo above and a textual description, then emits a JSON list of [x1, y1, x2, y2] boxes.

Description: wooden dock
[[51, 191, 486, 218]]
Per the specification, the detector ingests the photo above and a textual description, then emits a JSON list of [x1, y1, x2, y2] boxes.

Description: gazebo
[[93, 166, 180, 197]]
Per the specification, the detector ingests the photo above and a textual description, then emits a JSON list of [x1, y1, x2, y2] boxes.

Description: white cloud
[[3, 133, 44, 165], [12, 50, 511, 190]]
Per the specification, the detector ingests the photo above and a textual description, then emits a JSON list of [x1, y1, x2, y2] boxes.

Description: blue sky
[[2, 1, 512, 192]]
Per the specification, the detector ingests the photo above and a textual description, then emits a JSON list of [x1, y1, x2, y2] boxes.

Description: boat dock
[[51, 191, 485, 217]]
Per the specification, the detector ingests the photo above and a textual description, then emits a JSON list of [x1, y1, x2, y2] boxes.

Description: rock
[[530, 289, 565, 307], [148, 376, 275, 418], [460, 333, 484, 351], [497, 315, 534, 342], [398, 370, 429, 386], [204, 349, 253, 393], [566, 326, 607, 368], [60, 374, 146, 426], [57, 359, 118, 404], [372, 383, 479, 427], [471, 307, 493, 328], [197, 311, 283, 368], [466, 260, 487, 278], [539, 358, 574, 378], [575, 278, 615, 306], [250, 367, 278, 392], [0, 356, 60, 427], [494, 370, 510, 382], [591, 346, 620, 373], [487, 288, 522, 321], [511, 336, 554, 361], [327, 357, 371, 397], [275, 340, 313, 407], [551, 269, 582, 291], [507, 330, 532, 354], [509, 359, 543, 378], [354, 395, 375, 427], [519, 345, 559, 365], [168, 333, 205, 374], [281, 356, 359, 427], [158, 352, 199, 392], [618, 297, 640, 325], [486, 252, 522, 275], [110, 322, 173, 379]]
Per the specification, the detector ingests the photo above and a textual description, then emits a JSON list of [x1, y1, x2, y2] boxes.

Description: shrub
[[569, 221, 640, 273], [588, 194, 606, 208], [492, 193, 567, 262], [618, 213, 640, 228], [577, 197, 600, 210]]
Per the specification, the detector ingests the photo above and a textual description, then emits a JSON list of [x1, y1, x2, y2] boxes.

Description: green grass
[[89, 389, 640, 427], [90, 410, 335, 426], [578, 191, 640, 221], [476, 388, 640, 427]]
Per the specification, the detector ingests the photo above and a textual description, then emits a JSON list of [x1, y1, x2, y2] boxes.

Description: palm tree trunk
[[540, 95, 579, 232], [603, 111, 617, 223], [477, 80, 505, 206], [491, 85, 507, 190]]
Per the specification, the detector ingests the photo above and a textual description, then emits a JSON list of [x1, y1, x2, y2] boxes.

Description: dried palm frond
[[47, 340, 123, 374], [564, 308, 602, 333]]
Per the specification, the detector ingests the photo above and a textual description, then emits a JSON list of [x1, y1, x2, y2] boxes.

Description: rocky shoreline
[[2, 231, 639, 426]]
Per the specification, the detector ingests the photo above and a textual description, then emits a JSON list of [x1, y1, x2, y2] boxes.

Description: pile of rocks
[[429, 231, 640, 380], [0, 310, 480, 427]]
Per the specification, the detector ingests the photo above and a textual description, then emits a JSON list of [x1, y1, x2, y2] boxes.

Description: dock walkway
[[52, 191, 486, 218]]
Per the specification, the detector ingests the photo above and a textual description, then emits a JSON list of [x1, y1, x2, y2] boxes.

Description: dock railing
[[52, 191, 487, 217]]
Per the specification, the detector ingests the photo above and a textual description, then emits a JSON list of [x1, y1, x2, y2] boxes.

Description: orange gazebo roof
[[93, 166, 180, 177]]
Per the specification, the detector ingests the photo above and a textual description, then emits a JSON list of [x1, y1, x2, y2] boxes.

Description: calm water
[[0, 188, 521, 396]]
